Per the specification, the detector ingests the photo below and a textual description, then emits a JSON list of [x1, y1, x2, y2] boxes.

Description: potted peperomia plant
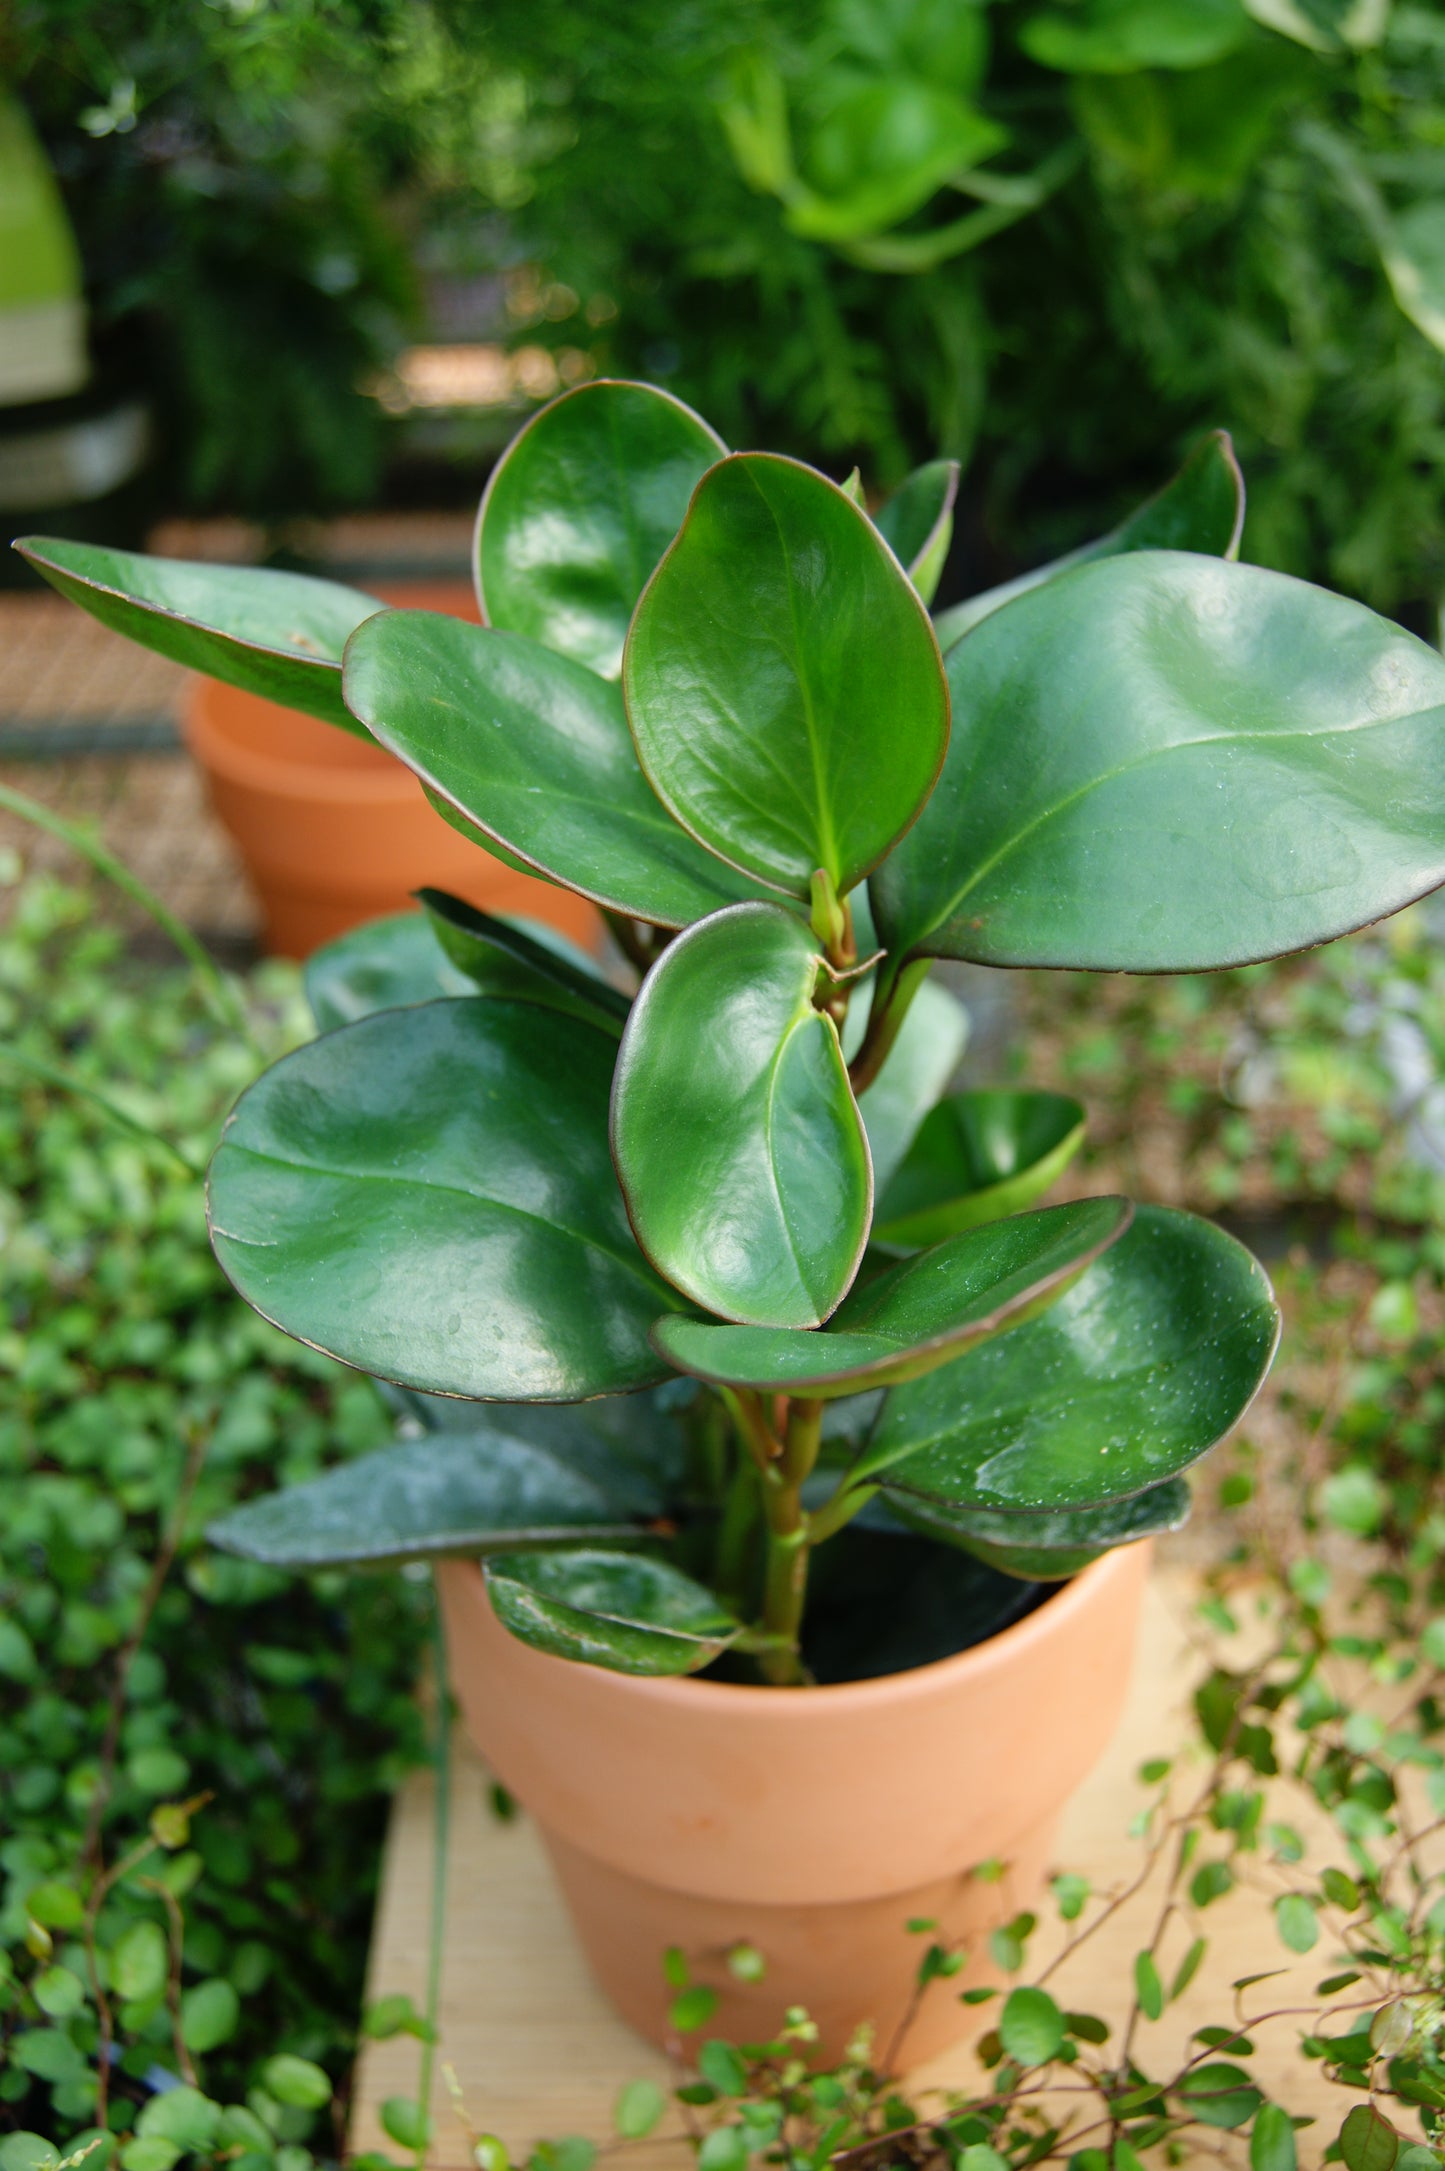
[[17, 381, 1445, 2067]]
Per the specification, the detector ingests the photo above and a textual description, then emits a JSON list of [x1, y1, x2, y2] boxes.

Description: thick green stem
[[848, 954, 931, 1096], [758, 1397, 823, 1685], [807, 1477, 879, 1548], [714, 1451, 761, 1612]]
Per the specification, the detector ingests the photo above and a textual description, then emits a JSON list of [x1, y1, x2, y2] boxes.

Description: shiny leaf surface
[[853, 978, 969, 1194], [344, 610, 765, 927], [932, 430, 1243, 649], [625, 453, 949, 900], [475, 380, 725, 678], [876, 552, 1445, 971], [418, 888, 628, 1032], [873, 458, 959, 605], [304, 912, 472, 1031], [857, 1206, 1279, 1508], [208, 999, 679, 1401], [874, 1089, 1086, 1250], [885, 1478, 1192, 1580], [208, 1405, 678, 1567], [611, 903, 871, 1328], [484, 1549, 739, 1675], [16, 535, 384, 736], [651, 1195, 1131, 1398]]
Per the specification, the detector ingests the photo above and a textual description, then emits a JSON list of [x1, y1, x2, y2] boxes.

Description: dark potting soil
[[792, 1524, 1048, 1685]]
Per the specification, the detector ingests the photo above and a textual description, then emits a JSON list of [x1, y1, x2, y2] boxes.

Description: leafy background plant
[[13, 0, 1445, 620]]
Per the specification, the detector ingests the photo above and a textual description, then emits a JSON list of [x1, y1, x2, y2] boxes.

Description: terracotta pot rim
[[181, 685, 417, 805], [466, 1539, 1140, 1717]]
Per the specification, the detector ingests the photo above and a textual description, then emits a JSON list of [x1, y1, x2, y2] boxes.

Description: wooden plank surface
[[348, 1570, 1376, 2168]]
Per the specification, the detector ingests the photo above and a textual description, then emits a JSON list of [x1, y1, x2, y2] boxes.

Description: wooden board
[[348, 1570, 1374, 2168]]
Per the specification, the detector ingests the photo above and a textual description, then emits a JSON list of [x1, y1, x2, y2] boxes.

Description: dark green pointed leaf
[[15, 535, 384, 736], [484, 1549, 739, 1675], [874, 1090, 1086, 1250], [208, 998, 680, 1401], [611, 902, 871, 1328], [857, 1205, 1279, 1508], [418, 888, 628, 1033], [208, 1407, 676, 1568], [475, 379, 726, 679], [304, 912, 473, 1031], [651, 1196, 1131, 1398], [625, 453, 950, 901], [876, 551, 1445, 972], [344, 610, 763, 928], [931, 431, 1243, 650], [852, 978, 969, 1193], [874, 459, 960, 605], [1021, 0, 1250, 76], [884, 1478, 1192, 1581]]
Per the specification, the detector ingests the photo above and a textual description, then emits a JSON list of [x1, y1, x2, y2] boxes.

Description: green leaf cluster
[[27, 375, 1445, 1687]]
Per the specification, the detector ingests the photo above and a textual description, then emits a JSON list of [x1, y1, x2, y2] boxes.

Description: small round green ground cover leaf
[[304, 911, 474, 1029], [624, 452, 950, 901], [207, 1409, 672, 1568], [345, 610, 764, 927], [611, 902, 872, 1328], [1176, 2062, 1262, 2130], [484, 1548, 740, 1675], [475, 379, 726, 679], [1338, 2105, 1400, 2171], [418, 888, 629, 1031], [850, 977, 970, 1194], [999, 1986, 1066, 2066], [873, 458, 960, 605], [874, 1089, 1086, 1250], [1022, 0, 1249, 75], [884, 1478, 1192, 1580], [877, 551, 1445, 972], [1249, 2102, 1298, 2171], [14, 535, 384, 736], [856, 1205, 1279, 1508], [652, 1196, 1131, 1398], [208, 998, 680, 1400], [931, 429, 1243, 649]]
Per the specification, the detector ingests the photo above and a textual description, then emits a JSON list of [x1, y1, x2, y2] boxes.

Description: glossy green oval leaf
[[15, 535, 384, 737], [625, 453, 950, 901], [418, 888, 628, 1032], [651, 1195, 1131, 1399], [884, 1477, 1192, 1581], [611, 902, 871, 1328], [475, 380, 726, 679], [931, 430, 1243, 650], [208, 998, 681, 1401], [849, 975, 969, 1194], [857, 1205, 1279, 1509], [208, 1408, 675, 1569], [344, 610, 766, 928], [873, 458, 960, 606], [304, 911, 473, 1031], [484, 1549, 739, 1676], [1021, 0, 1250, 75], [874, 1089, 1086, 1250], [876, 551, 1445, 972]]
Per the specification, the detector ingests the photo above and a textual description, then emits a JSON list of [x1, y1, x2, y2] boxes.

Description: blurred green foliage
[[0, 868, 428, 2150], [12, 0, 1445, 618]]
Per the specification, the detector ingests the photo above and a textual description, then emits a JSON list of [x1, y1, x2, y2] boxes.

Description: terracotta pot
[[182, 580, 598, 959], [437, 1539, 1149, 2069]]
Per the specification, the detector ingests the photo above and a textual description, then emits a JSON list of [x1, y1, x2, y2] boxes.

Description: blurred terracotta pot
[[436, 1539, 1149, 2070], [182, 580, 597, 959]]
